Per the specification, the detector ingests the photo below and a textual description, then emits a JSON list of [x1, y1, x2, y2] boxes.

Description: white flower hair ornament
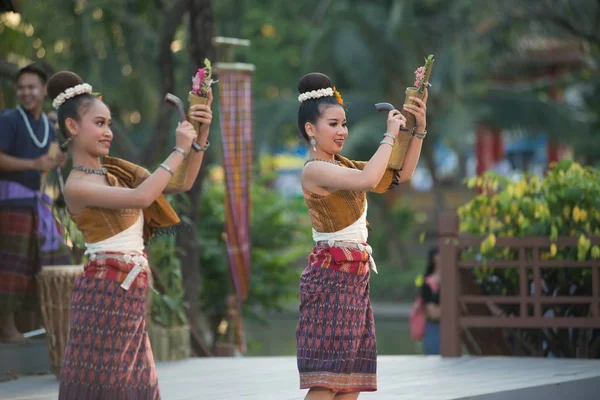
[[52, 83, 93, 109], [298, 87, 335, 103]]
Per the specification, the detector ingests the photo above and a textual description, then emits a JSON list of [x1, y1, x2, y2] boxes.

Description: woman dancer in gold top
[[46, 71, 212, 399], [296, 73, 428, 399]]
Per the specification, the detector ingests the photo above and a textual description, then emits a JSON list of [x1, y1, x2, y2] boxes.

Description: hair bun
[[47, 71, 85, 101], [298, 72, 333, 94]]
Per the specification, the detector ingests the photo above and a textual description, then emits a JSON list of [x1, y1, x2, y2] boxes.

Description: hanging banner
[[217, 65, 253, 303]]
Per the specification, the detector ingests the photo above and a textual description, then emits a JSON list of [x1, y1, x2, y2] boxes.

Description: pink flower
[[414, 66, 427, 88], [192, 68, 206, 94]]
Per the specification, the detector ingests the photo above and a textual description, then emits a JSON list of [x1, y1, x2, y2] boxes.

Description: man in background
[[0, 63, 71, 342]]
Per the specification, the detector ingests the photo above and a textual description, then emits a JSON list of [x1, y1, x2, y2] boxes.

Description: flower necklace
[[17, 106, 49, 149]]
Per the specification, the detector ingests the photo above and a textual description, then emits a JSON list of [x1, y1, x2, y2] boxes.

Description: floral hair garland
[[52, 83, 93, 109], [298, 86, 344, 105]]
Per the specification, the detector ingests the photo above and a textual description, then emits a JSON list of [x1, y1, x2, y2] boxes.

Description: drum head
[[39, 265, 84, 276]]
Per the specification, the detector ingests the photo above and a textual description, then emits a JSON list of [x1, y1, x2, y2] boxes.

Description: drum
[[37, 264, 83, 378]]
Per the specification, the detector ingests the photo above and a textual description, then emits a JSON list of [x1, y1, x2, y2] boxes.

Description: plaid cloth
[[83, 252, 149, 289], [310, 242, 371, 275], [219, 70, 252, 301], [297, 245, 377, 393], [218, 69, 252, 301], [0, 207, 72, 312], [59, 257, 159, 399], [218, 68, 253, 353]]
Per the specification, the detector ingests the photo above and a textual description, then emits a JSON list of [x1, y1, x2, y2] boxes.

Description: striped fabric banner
[[218, 68, 252, 303]]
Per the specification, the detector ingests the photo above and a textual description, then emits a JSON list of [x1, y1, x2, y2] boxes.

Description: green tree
[[452, 0, 600, 163], [0, 0, 190, 162], [169, 174, 311, 341]]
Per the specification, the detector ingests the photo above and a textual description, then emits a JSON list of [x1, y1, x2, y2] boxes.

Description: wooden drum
[[37, 264, 83, 378]]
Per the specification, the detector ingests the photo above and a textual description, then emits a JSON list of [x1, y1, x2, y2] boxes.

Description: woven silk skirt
[[0, 207, 72, 312], [59, 254, 160, 400], [297, 242, 377, 393]]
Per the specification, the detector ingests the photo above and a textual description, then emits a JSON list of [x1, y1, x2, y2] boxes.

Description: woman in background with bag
[[420, 247, 441, 355]]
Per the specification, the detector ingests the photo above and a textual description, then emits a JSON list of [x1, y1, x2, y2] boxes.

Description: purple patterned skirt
[[297, 243, 377, 393], [58, 256, 160, 400]]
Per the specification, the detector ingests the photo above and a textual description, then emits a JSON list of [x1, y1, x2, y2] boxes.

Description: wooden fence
[[438, 212, 600, 357]]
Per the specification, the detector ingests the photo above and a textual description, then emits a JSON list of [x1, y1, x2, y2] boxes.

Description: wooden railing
[[438, 212, 600, 357]]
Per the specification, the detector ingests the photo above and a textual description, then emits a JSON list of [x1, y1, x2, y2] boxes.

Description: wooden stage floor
[[2, 355, 599, 399]]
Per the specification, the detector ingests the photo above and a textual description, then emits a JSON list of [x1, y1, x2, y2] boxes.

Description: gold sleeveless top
[[69, 156, 180, 243], [303, 155, 398, 233]]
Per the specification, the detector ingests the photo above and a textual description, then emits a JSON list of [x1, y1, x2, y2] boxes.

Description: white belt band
[[87, 252, 148, 291]]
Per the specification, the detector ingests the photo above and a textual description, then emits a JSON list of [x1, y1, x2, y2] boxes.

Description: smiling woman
[[295, 72, 429, 400], [44, 70, 214, 400]]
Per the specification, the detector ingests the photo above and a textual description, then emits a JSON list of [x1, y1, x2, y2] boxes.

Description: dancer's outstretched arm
[[164, 89, 214, 193], [396, 91, 428, 183], [65, 122, 197, 212]]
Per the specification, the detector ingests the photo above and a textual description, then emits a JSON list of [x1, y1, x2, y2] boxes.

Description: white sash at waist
[[84, 211, 147, 290], [312, 202, 378, 273]]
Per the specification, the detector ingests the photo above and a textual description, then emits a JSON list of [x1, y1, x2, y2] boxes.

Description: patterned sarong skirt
[[59, 254, 160, 400], [297, 242, 377, 393], [0, 207, 72, 312]]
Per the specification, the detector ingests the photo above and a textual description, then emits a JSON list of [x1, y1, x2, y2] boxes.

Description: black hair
[[424, 246, 439, 278], [46, 71, 98, 138], [16, 63, 48, 84], [297, 72, 344, 142]]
